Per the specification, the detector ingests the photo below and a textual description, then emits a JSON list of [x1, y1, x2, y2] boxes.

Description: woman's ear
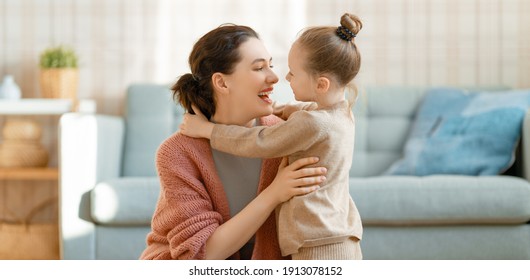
[[316, 76, 331, 94], [212, 73, 229, 94]]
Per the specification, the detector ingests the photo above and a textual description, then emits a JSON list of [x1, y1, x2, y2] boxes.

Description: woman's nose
[[267, 69, 279, 84]]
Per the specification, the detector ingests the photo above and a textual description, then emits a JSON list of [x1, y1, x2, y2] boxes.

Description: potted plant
[[39, 46, 79, 100]]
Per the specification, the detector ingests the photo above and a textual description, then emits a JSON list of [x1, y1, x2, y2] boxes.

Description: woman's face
[[215, 37, 279, 126], [285, 42, 316, 102]]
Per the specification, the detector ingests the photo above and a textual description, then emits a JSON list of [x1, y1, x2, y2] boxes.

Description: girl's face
[[218, 37, 279, 125], [285, 42, 317, 102]]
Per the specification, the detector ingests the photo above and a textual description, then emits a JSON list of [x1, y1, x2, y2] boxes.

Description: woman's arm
[[151, 138, 326, 260], [204, 156, 326, 260], [147, 140, 224, 260]]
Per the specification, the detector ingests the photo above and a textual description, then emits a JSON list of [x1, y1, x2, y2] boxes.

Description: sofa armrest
[[522, 110, 530, 181], [58, 113, 125, 259]]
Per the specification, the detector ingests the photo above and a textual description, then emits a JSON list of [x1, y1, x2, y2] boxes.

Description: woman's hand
[[262, 156, 327, 205], [204, 156, 326, 259], [179, 105, 215, 139]]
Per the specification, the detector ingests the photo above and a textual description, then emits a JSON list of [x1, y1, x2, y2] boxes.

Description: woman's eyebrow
[[251, 58, 273, 64]]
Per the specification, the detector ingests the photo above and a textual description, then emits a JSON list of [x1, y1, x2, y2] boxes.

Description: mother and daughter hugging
[[140, 12, 364, 260]]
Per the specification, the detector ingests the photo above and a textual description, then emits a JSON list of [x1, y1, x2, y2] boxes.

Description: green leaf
[[39, 46, 78, 68]]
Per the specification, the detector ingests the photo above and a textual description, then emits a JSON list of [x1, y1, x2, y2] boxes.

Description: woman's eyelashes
[[254, 63, 274, 71], [254, 59, 274, 71]]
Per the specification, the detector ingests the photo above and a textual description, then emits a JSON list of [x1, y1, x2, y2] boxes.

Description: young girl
[[180, 13, 363, 260]]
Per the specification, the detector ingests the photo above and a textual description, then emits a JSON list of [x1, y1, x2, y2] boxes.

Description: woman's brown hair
[[172, 25, 259, 119]]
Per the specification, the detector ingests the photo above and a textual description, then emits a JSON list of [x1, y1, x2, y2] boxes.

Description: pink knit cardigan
[[140, 115, 288, 260]]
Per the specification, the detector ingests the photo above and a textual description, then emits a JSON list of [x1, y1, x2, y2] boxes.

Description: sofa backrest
[[350, 86, 426, 177], [119, 84, 429, 178], [119, 84, 518, 178], [122, 84, 184, 177], [350, 85, 515, 177]]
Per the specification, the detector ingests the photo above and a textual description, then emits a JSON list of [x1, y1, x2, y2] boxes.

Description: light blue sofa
[[59, 84, 183, 259], [349, 86, 530, 259], [59, 84, 530, 259]]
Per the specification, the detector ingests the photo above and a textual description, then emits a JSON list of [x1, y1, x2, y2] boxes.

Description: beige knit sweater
[[211, 100, 363, 256]]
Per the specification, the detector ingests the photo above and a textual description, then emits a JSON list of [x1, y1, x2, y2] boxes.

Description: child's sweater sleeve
[[210, 111, 325, 158], [272, 101, 318, 120]]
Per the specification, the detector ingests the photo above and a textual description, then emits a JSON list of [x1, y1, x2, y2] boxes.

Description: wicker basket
[[0, 119, 49, 168], [0, 140, 49, 168], [2, 119, 42, 141], [39, 68, 78, 100], [0, 196, 59, 260]]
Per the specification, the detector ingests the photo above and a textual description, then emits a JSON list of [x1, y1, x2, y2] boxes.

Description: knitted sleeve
[[210, 111, 326, 158], [272, 101, 318, 120], [146, 137, 224, 260]]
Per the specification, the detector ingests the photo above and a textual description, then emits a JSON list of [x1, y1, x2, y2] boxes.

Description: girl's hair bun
[[337, 13, 362, 41]]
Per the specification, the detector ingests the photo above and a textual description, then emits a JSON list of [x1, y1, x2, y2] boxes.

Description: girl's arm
[[180, 105, 324, 158], [179, 105, 215, 139], [272, 101, 318, 120], [204, 156, 326, 259], [179, 102, 318, 139]]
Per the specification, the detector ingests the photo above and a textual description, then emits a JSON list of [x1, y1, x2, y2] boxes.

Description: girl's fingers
[[191, 104, 204, 117]]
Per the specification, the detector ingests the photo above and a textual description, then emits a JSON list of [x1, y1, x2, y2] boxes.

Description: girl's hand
[[179, 105, 214, 139], [263, 156, 327, 205]]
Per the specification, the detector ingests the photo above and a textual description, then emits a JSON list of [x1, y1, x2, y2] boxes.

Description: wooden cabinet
[[0, 168, 58, 180], [0, 98, 94, 259], [0, 99, 78, 176]]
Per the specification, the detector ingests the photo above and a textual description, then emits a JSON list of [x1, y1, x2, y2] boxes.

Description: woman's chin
[[264, 104, 274, 115], [254, 105, 273, 118]]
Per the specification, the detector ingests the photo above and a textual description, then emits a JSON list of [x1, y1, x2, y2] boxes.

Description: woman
[[140, 24, 327, 260]]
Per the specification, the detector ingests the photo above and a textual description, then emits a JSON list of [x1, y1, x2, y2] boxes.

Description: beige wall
[[1, 0, 529, 116]]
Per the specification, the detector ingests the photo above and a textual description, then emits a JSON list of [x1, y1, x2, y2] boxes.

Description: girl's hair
[[172, 25, 259, 119], [296, 13, 362, 88]]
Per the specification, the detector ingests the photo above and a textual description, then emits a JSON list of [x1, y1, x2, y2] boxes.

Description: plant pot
[[39, 68, 78, 100]]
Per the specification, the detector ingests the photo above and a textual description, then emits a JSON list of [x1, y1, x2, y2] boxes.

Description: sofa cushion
[[350, 86, 426, 177], [122, 84, 184, 177], [349, 175, 530, 225], [385, 88, 530, 176], [90, 177, 160, 225]]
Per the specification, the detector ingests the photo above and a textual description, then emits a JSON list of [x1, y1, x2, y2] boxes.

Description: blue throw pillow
[[385, 87, 530, 176]]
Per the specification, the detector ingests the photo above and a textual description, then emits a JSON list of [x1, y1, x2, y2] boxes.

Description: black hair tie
[[336, 26, 356, 42]]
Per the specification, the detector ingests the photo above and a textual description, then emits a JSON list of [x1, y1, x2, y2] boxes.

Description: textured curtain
[[0, 0, 529, 115]]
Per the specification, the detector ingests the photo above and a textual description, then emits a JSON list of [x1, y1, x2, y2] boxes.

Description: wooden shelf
[[0, 98, 96, 115], [0, 99, 72, 115], [0, 167, 58, 181]]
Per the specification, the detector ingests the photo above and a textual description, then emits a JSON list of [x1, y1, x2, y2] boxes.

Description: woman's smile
[[258, 87, 274, 104]]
